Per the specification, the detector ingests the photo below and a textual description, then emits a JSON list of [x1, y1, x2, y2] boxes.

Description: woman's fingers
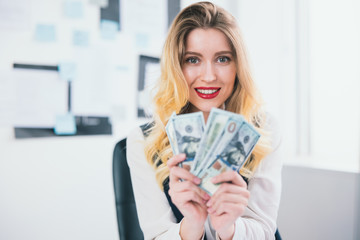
[[166, 157, 209, 225], [168, 154, 210, 205], [211, 170, 247, 188], [206, 171, 250, 217], [208, 191, 249, 213], [168, 153, 201, 184], [209, 176, 250, 208], [208, 202, 246, 216], [170, 165, 200, 183], [172, 189, 208, 206], [167, 153, 186, 168], [171, 180, 210, 201], [212, 182, 250, 198]]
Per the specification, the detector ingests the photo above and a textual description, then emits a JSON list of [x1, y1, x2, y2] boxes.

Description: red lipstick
[[195, 87, 220, 99]]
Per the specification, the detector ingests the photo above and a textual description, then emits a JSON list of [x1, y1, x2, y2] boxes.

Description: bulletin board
[[0, 0, 180, 138]]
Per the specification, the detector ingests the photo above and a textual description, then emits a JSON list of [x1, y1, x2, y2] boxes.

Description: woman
[[127, 2, 282, 239]]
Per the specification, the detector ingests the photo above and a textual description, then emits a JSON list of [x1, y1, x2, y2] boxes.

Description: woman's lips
[[195, 87, 221, 99]]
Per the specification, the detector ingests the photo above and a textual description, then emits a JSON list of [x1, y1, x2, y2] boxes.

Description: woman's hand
[[167, 154, 210, 240], [207, 171, 250, 240]]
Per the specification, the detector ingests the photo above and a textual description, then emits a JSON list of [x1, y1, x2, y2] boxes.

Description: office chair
[[113, 138, 144, 240]]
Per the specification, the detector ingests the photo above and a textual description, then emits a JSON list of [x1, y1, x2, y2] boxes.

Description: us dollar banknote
[[191, 108, 231, 176], [164, 108, 260, 195], [199, 120, 260, 195], [197, 114, 244, 178], [166, 112, 180, 155], [166, 112, 205, 170]]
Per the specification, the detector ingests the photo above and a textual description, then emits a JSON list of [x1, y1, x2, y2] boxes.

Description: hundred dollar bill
[[199, 120, 260, 195], [165, 112, 180, 155], [170, 112, 205, 171], [191, 108, 232, 176], [197, 114, 244, 178], [236, 122, 261, 167]]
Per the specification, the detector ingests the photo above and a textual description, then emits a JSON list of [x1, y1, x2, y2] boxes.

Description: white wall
[[237, 0, 298, 158], [307, 0, 360, 171], [0, 129, 119, 240]]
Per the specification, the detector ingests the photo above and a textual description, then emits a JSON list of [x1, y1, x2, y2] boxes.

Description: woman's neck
[[203, 112, 209, 124]]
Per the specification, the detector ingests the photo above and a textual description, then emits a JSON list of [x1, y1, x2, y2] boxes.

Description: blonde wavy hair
[[144, 1, 272, 190]]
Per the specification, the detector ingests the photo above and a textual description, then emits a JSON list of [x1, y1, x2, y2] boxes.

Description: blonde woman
[[127, 2, 282, 239]]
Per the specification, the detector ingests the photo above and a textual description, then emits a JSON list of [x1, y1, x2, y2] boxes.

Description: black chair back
[[113, 138, 144, 240]]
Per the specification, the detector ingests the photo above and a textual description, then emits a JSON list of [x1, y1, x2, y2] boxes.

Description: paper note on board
[[73, 30, 89, 47], [34, 24, 56, 42], [63, 0, 83, 18], [13, 68, 67, 128], [54, 113, 77, 135], [89, 0, 108, 8], [100, 19, 119, 40], [59, 62, 77, 81]]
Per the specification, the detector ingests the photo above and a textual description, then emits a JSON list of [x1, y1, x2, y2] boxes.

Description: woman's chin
[[188, 102, 223, 115]]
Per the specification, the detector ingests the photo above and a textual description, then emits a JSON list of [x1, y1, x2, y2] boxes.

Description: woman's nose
[[201, 62, 216, 82]]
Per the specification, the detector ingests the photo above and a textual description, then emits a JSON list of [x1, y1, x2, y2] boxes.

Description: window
[[238, 0, 360, 172], [299, 0, 360, 172]]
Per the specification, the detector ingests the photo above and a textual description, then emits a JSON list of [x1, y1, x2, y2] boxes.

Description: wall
[[0, 128, 119, 240], [237, 0, 297, 157]]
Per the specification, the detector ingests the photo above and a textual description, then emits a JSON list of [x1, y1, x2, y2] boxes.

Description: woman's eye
[[217, 56, 231, 63], [185, 57, 199, 64]]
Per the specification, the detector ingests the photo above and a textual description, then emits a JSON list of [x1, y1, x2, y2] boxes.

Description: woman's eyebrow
[[215, 51, 233, 56], [184, 51, 202, 56], [184, 51, 233, 56]]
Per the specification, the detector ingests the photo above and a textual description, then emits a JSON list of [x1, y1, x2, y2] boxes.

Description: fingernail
[[204, 193, 210, 200], [194, 177, 201, 184], [206, 201, 211, 207], [211, 177, 217, 183]]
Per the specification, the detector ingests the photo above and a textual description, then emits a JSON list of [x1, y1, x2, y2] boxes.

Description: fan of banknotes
[[165, 108, 260, 195]]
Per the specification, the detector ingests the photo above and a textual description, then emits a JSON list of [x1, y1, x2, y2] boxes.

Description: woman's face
[[182, 28, 237, 121]]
